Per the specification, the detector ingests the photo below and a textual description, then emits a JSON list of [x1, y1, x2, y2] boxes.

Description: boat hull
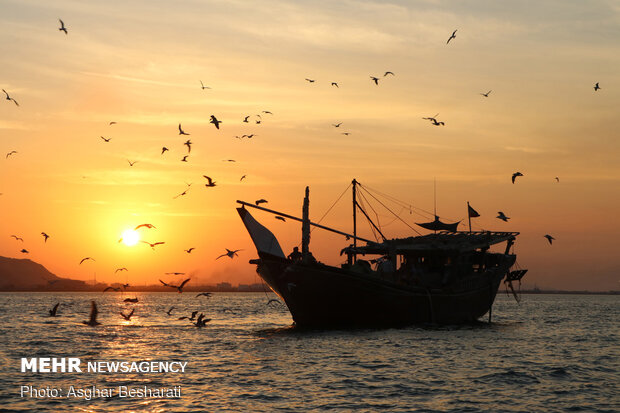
[[255, 253, 510, 328]]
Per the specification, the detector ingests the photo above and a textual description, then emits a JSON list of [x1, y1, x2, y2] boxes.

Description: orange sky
[[1, 1, 619, 290]]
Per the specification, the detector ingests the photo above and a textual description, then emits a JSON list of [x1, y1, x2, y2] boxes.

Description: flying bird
[[161, 147, 169, 155], [82, 301, 100, 326], [196, 292, 212, 298], [255, 199, 267, 205], [109, 121, 117, 125], [80, 257, 95, 265], [121, 283, 130, 290], [160, 278, 191, 293], [243, 116, 250, 123], [240, 175, 246, 182], [193, 313, 211, 328], [6, 150, 17, 158], [127, 160, 138, 167], [100, 136, 111, 142], [166, 307, 175, 316], [103, 286, 121, 292], [223, 159, 236, 162], [275, 216, 286, 222], [447, 29, 457, 44], [2, 89, 19, 106], [544, 234, 555, 245], [210, 115, 222, 129], [120, 309, 135, 320], [245, 134, 256, 139], [384, 71, 394, 76], [178, 124, 190, 135], [58, 19, 68, 34], [341, 132, 351, 135], [184, 139, 192, 153], [115, 267, 128, 273], [165, 272, 185, 275], [142, 241, 165, 249], [49, 303, 60, 317], [135, 223, 155, 230], [305, 78, 315, 83], [496, 211, 510, 222], [480, 90, 492, 97], [331, 82, 339, 88], [594, 82, 600, 91], [555, 177, 560, 182], [203, 176, 216, 187], [41, 232, 50, 242], [370, 76, 380, 85], [262, 111, 273, 115], [332, 123, 342, 128], [178, 311, 199, 321], [11, 235, 23, 242], [200, 80, 211, 90], [184, 248, 195, 254], [216, 249, 242, 260], [20, 249, 29, 254], [512, 172, 523, 184], [181, 155, 189, 162]]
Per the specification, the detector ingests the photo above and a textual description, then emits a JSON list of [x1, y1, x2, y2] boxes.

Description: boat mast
[[302, 186, 310, 262], [352, 178, 358, 264]]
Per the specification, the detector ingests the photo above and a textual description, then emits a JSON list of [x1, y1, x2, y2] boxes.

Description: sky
[[0, 0, 619, 290]]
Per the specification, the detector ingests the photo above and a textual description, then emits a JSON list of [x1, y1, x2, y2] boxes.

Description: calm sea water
[[0, 292, 617, 412]]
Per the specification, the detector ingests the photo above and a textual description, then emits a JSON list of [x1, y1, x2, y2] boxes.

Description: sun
[[121, 229, 140, 246]]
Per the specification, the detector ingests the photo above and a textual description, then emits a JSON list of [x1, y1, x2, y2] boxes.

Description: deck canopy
[[342, 231, 519, 255]]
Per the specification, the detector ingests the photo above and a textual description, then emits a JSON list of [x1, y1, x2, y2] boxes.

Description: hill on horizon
[[0, 256, 91, 291]]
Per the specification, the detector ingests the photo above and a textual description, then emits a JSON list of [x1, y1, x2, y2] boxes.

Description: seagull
[[135, 223, 155, 230], [447, 29, 457, 44], [166, 307, 175, 316], [179, 311, 199, 321], [127, 160, 138, 166], [49, 303, 60, 316], [555, 177, 560, 182], [594, 82, 600, 91], [496, 211, 510, 222], [82, 301, 100, 326], [100, 136, 111, 142], [267, 299, 282, 306], [275, 216, 286, 222], [243, 116, 250, 123], [332, 123, 342, 127], [223, 159, 236, 162], [196, 292, 212, 298], [103, 286, 121, 292], [115, 267, 128, 273], [544, 234, 555, 245], [11, 235, 23, 242], [2, 89, 19, 106], [185, 248, 195, 253], [480, 90, 492, 97], [370, 76, 380, 85], [216, 249, 242, 260], [512, 172, 523, 184], [109, 121, 117, 125], [262, 111, 273, 115], [20, 249, 29, 253], [184, 139, 192, 153], [240, 175, 246, 182], [256, 120, 261, 124], [341, 132, 351, 135], [121, 283, 130, 290], [193, 313, 211, 328], [6, 151, 17, 158], [80, 257, 95, 265], [203, 176, 216, 187], [181, 155, 189, 162], [255, 199, 267, 205], [210, 115, 222, 129], [178, 124, 189, 135], [58, 19, 68, 35], [161, 147, 169, 154], [431, 119, 445, 126], [160, 278, 191, 293], [331, 82, 339, 88], [142, 241, 165, 249], [384, 71, 395, 76], [200, 80, 211, 90], [120, 309, 135, 320], [41, 232, 50, 242], [245, 134, 256, 139], [305, 78, 315, 83]]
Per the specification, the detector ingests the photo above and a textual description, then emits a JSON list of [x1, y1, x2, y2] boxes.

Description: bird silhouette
[[480, 90, 492, 97], [179, 311, 199, 321], [82, 301, 100, 326], [20, 249, 29, 254], [103, 286, 121, 292], [109, 121, 117, 125], [203, 176, 216, 187], [332, 123, 342, 127], [341, 132, 351, 135], [49, 303, 60, 317], [594, 82, 600, 91], [165, 272, 185, 275], [141, 241, 165, 249], [2, 89, 19, 106], [200, 80, 211, 90], [58, 19, 68, 34], [544, 234, 555, 245], [115, 268, 128, 274], [210, 115, 222, 129], [262, 111, 273, 115], [370, 76, 380, 85], [245, 134, 256, 139], [555, 177, 560, 182], [161, 147, 169, 154], [166, 307, 175, 316], [178, 124, 189, 135], [185, 248, 195, 253], [41, 232, 50, 242], [160, 278, 190, 293], [447, 29, 457, 44], [240, 175, 247, 182], [275, 216, 286, 222], [243, 116, 250, 123], [6, 151, 17, 158], [384, 71, 395, 76], [196, 292, 212, 298], [120, 309, 135, 320], [127, 160, 138, 166], [100, 136, 111, 142], [496, 211, 510, 222], [255, 199, 267, 205], [184, 139, 192, 153], [11, 235, 23, 242], [181, 155, 189, 162], [305, 78, 315, 83], [80, 257, 95, 265], [135, 223, 155, 230], [512, 172, 523, 184], [216, 249, 242, 260], [331, 82, 339, 88], [193, 313, 211, 328]]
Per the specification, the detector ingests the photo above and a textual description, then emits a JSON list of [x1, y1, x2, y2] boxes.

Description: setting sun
[[121, 229, 140, 247]]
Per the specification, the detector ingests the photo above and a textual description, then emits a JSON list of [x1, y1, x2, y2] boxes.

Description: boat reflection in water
[[237, 180, 527, 328]]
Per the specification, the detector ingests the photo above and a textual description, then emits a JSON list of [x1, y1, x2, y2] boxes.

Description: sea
[[0, 292, 617, 412]]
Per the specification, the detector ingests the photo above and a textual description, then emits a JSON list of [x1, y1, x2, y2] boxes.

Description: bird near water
[[49, 303, 60, 317], [216, 249, 242, 260], [120, 309, 135, 320], [160, 278, 191, 293], [82, 301, 100, 326]]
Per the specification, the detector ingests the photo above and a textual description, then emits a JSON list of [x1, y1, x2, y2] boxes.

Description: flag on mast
[[468, 204, 480, 218]]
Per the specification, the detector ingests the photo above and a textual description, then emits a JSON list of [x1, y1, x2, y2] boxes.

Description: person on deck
[[288, 247, 302, 261]]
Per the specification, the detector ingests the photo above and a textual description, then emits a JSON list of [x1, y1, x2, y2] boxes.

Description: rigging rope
[[358, 184, 423, 235], [310, 182, 352, 234]]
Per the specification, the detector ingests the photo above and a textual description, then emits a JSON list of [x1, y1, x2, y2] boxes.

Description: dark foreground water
[[0, 292, 617, 412]]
